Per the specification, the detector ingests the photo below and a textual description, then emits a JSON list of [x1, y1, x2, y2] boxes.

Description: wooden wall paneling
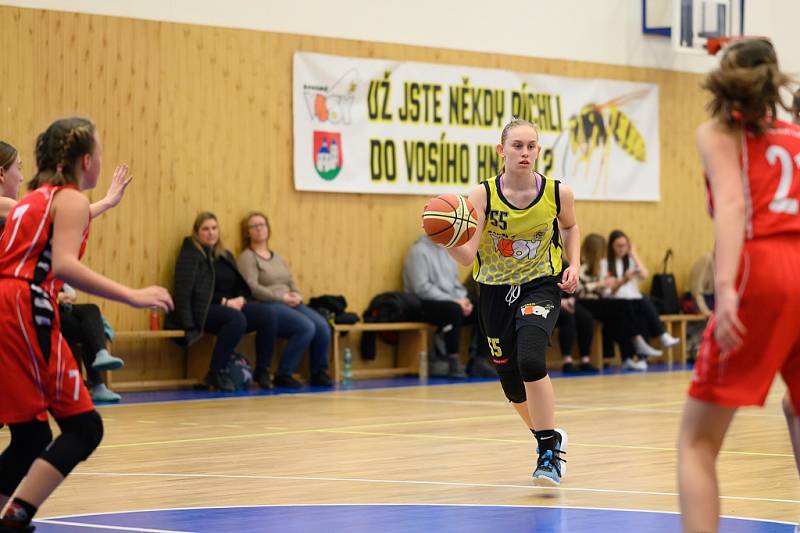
[[0, 6, 716, 374]]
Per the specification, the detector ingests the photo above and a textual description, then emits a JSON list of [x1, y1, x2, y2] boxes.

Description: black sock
[[534, 429, 558, 453], [529, 428, 537, 438], [1, 498, 38, 525]]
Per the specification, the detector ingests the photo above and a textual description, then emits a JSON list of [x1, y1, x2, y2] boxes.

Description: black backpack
[[226, 352, 253, 390], [363, 292, 422, 323], [650, 249, 680, 315], [359, 292, 423, 360]]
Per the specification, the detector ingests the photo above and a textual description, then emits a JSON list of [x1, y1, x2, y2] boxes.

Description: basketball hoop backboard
[[673, 0, 745, 54]]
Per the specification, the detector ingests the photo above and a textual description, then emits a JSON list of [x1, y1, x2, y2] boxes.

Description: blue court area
[[103, 363, 689, 405], [36, 504, 795, 532]]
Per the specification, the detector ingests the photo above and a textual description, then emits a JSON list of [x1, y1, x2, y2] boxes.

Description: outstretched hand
[[558, 264, 579, 294], [128, 286, 174, 312], [103, 164, 134, 209]]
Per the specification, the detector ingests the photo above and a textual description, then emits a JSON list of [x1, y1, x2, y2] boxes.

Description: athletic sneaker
[[91, 383, 121, 402], [660, 332, 680, 348], [273, 373, 303, 389], [91, 350, 124, 371], [533, 428, 568, 486], [633, 336, 662, 357], [622, 358, 648, 371]]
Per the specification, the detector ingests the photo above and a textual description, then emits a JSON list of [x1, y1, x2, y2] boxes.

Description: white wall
[[2, 0, 798, 75]]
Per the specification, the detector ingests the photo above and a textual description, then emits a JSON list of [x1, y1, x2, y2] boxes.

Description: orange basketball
[[421, 194, 478, 249]]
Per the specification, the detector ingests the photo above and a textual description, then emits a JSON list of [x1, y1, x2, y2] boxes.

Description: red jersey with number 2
[[692, 120, 800, 412], [705, 120, 800, 239]]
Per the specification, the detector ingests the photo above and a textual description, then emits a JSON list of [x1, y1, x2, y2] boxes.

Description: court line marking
[[34, 518, 194, 532], [93, 390, 788, 420], [70, 471, 800, 505], [96, 416, 795, 458], [90, 370, 700, 409], [340, 395, 787, 418], [314, 429, 796, 458], [39, 502, 797, 526]]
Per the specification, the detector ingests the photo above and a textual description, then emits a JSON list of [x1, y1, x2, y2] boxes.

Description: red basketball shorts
[[689, 237, 800, 412], [0, 279, 94, 424]]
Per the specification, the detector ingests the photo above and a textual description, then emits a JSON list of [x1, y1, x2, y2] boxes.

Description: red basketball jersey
[[0, 184, 90, 296], [706, 120, 800, 239]]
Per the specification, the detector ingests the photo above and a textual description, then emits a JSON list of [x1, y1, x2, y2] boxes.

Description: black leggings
[[203, 303, 277, 371], [418, 299, 477, 354], [60, 303, 106, 385], [556, 302, 594, 358], [0, 411, 103, 497]]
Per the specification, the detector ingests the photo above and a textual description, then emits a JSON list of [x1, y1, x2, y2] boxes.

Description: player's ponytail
[[29, 117, 96, 191], [703, 39, 794, 135]]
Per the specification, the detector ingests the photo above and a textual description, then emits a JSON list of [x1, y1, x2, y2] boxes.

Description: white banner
[[293, 52, 660, 201]]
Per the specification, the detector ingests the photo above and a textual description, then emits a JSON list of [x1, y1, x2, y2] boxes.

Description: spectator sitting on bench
[[166, 212, 279, 392], [237, 211, 332, 388], [577, 233, 663, 371], [555, 262, 597, 374], [58, 284, 124, 402], [686, 252, 715, 362], [600, 230, 679, 370], [403, 234, 494, 378]]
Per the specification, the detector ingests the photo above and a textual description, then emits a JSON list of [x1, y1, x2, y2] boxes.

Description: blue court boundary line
[[37, 503, 796, 526], [100, 365, 694, 408]]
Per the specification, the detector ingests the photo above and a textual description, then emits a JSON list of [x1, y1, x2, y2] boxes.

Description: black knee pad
[[497, 366, 527, 404], [517, 326, 549, 382], [40, 411, 103, 477], [0, 420, 53, 495]]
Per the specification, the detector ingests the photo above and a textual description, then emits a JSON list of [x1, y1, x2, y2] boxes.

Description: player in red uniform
[[678, 39, 800, 532], [0, 117, 173, 532]]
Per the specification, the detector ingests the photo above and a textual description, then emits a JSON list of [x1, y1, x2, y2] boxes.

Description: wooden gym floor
[[2, 370, 797, 532]]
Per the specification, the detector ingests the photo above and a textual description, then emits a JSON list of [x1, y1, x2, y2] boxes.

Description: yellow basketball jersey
[[473, 174, 563, 285]]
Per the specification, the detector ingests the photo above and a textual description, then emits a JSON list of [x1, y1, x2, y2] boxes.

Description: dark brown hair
[[240, 211, 271, 251], [606, 229, 630, 279], [0, 141, 17, 171], [29, 117, 96, 191], [703, 39, 793, 135], [191, 211, 225, 259]]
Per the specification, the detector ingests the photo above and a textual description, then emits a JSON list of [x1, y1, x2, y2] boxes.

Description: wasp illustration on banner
[[553, 89, 649, 197]]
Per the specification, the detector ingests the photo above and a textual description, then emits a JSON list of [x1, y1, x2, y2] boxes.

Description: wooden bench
[[658, 313, 708, 365], [332, 322, 434, 382], [588, 313, 708, 368], [106, 330, 191, 391]]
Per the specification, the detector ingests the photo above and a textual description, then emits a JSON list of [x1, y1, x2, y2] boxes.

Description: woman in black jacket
[[167, 212, 277, 391]]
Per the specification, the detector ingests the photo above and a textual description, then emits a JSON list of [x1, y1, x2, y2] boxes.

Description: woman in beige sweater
[[237, 211, 332, 388]]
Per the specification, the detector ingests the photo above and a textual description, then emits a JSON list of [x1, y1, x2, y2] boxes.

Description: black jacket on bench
[[165, 237, 251, 345]]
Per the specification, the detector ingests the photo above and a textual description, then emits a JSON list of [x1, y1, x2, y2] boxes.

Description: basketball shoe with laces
[[533, 428, 568, 485]]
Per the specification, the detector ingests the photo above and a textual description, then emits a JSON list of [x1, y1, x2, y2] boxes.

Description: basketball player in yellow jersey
[[449, 119, 580, 485]]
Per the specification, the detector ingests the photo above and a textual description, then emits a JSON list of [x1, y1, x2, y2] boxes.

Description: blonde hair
[[191, 212, 226, 259], [580, 233, 606, 277], [500, 118, 539, 144]]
